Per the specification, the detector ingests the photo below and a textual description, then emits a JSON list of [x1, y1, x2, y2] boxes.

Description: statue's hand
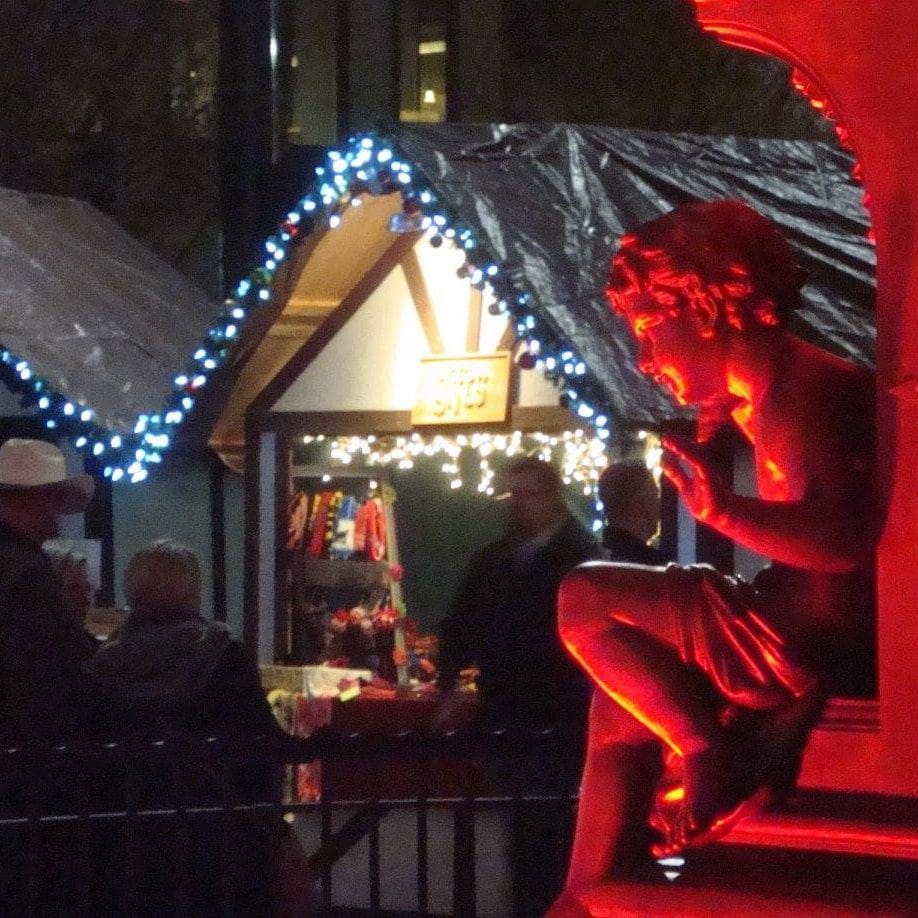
[[662, 435, 728, 526]]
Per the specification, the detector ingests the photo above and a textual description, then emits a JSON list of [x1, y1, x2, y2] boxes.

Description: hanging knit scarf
[[354, 497, 386, 561], [307, 491, 334, 557]]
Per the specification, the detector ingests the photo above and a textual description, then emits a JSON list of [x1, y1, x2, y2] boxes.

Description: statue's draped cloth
[[661, 564, 817, 710]]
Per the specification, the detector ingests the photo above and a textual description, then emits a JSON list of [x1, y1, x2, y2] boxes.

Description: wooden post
[[380, 482, 409, 687]]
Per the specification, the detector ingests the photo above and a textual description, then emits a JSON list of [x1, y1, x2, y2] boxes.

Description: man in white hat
[[0, 438, 101, 740]]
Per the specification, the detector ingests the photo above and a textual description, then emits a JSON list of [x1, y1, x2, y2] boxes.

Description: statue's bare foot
[[651, 739, 765, 858], [684, 739, 749, 829], [684, 785, 772, 850]]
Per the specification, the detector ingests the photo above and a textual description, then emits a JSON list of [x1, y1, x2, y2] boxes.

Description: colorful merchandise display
[[288, 488, 387, 561]]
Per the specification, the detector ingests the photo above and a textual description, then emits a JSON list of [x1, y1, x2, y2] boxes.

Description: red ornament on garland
[[516, 347, 537, 370]]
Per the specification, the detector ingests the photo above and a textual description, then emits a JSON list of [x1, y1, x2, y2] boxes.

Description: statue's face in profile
[[618, 287, 726, 408]]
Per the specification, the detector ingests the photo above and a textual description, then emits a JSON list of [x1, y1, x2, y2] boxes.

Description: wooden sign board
[[412, 352, 511, 426]]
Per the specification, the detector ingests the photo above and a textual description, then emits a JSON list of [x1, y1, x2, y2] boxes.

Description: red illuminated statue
[[558, 200, 877, 888]]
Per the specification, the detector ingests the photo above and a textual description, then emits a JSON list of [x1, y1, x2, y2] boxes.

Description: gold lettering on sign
[[431, 367, 488, 417], [412, 353, 511, 426]]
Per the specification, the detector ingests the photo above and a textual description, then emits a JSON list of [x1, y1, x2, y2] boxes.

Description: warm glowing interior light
[[418, 40, 446, 56]]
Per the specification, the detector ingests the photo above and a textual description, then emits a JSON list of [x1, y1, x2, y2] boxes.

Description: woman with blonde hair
[[87, 539, 291, 912], [90, 538, 278, 743]]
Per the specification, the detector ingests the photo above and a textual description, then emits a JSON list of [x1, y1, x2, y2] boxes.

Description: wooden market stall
[[209, 188, 630, 672], [204, 183, 650, 835]]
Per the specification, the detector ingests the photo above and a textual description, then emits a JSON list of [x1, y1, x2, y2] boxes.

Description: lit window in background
[[400, 7, 446, 124], [418, 39, 446, 56], [281, 0, 339, 147]]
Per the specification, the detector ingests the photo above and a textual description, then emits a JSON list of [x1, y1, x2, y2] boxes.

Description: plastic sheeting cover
[[0, 188, 220, 435], [396, 124, 875, 426]]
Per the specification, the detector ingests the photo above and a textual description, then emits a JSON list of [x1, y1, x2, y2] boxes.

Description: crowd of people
[[0, 435, 662, 915], [0, 437, 295, 913], [0, 439, 279, 743]]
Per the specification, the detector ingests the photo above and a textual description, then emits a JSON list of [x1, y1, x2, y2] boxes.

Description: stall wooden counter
[[262, 666, 489, 801], [322, 689, 489, 802]]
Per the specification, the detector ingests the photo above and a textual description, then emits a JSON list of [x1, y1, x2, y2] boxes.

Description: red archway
[[693, 0, 918, 796]]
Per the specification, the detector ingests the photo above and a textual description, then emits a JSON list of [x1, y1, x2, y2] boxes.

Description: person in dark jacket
[[0, 438, 107, 911], [86, 539, 291, 912], [0, 439, 101, 741], [598, 459, 663, 566], [437, 456, 602, 917], [89, 539, 278, 746]]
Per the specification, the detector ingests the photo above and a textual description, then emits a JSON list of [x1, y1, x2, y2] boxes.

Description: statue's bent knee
[[558, 562, 630, 645], [558, 565, 611, 645]]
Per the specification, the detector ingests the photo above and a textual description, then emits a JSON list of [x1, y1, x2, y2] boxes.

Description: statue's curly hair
[[606, 200, 807, 332]]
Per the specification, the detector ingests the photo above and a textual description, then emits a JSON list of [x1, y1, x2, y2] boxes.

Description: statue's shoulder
[[772, 342, 875, 430]]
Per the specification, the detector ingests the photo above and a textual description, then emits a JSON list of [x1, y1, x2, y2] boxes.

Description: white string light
[[311, 429, 621, 495], [307, 429, 662, 536]]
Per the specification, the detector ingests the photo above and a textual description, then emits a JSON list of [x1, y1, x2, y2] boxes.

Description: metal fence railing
[[0, 726, 580, 916]]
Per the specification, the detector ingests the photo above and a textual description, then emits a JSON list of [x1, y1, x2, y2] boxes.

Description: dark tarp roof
[[0, 187, 220, 435], [0, 126, 876, 451], [395, 124, 875, 426]]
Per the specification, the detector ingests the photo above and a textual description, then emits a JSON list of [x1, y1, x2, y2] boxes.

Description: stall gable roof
[[269, 234, 570, 417], [216, 124, 874, 470], [209, 187, 579, 469], [0, 187, 220, 480]]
